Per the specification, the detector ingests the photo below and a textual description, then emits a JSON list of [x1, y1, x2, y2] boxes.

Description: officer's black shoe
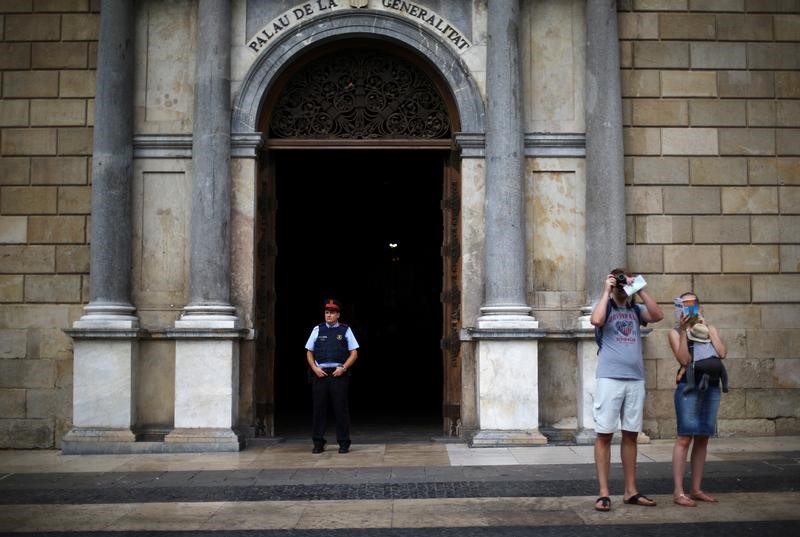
[[312, 444, 325, 454], [338, 446, 349, 454]]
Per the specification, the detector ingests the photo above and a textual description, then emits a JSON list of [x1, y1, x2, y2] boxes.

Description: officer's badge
[[337, 335, 343, 340]]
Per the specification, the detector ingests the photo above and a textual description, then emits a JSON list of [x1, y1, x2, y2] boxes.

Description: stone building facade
[[0, 0, 798, 451]]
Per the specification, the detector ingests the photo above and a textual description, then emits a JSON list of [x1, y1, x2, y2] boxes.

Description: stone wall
[[618, 1, 800, 438], [0, 0, 98, 448]]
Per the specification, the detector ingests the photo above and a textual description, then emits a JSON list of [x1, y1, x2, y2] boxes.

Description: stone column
[[63, 0, 138, 454], [167, 0, 242, 451], [577, 0, 627, 442], [471, 0, 544, 447]]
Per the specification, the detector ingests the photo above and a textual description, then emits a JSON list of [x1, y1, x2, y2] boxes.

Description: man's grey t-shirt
[[596, 302, 646, 380]]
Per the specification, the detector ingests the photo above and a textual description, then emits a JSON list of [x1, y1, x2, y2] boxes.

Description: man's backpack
[[594, 298, 644, 354]]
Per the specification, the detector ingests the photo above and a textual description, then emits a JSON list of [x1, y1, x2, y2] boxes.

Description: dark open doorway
[[271, 149, 445, 440]]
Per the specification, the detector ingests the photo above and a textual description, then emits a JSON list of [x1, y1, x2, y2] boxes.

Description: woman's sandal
[[595, 496, 611, 511], [674, 493, 697, 507], [623, 493, 657, 506], [690, 491, 718, 503]]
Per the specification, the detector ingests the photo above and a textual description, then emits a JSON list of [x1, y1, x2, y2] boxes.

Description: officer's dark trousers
[[311, 373, 350, 448]]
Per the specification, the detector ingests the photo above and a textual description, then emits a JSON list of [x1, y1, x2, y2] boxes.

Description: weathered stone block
[[31, 157, 87, 185], [749, 43, 800, 70], [0, 329, 26, 358], [0, 358, 56, 388], [622, 70, 660, 97], [747, 101, 776, 127], [702, 305, 761, 330], [717, 418, 775, 437], [35, 0, 90, 12], [626, 186, 663, 213], [57, 127, 93, 156], [632, 99, 688, 126], [30, 99, 86, 127], [661, 71, 718, 97], [59, 70, 96, 98], [0, 305, 71, 330], [780, 185, 800, 213], [719, 128, 776, 156], [0, 418, 55, 449], [0, 246, 54, 273], [24, 274, 81, 303], [750, 158, 800, 185], [4, 14, 60, 41], [782, 245, 800, 272], [690, 0, 744, 10], [633, 157, 689, 184], [694, 215, 750, 243], [633, 0, 688, 10], [622, 42, 634, 70], [776, 418, 800, 435], [777, 129, 800, 155], [747, 329, 800, 359], [627, 244, 664, 273], [0, 43, 31, 69], [717, 14, 774, 40], [777, 101, 800, 127], [664, 245, 721, 272], [719, 71, 774, 98], [773, 359, 800, 388], [56, 358, 73, 389], [31, 42, 87, 69], [0, 276, 24, 302], [644, 274, 692, 302], [656, 358, 679, 390], [658, 13, 715, 39], [662, 128, 718, 155], [635, 215, 692, 243], [61, 13, 99, 40], [36, 328, 73, 360], [694, 274, 751, 302], [663, 186, 721, 214], [747, 389, 800, 418], [624, 127, 661, 155], [753, 274, 800, 302], [0, 157, 29, 185], [724, 359, 775, 389], [722, 245, 780, 272], [689, 100, 746, 127], [2, 71, 59, 98], [776, 72, 800, 98], [0, 100, 29, 127], [775, 14, 800, 41], [644, 389, 675, 419], [26, 387, 70, 419], [28, 215, 85, 244], [0, 128, 57, 156], [55, 244, 89, 273], [760, 304, 800, 329], [717, 389, 746, 419], [0, 389, 25, 418], [57, 186, 90, 214], [0, 186, 57, 214], [0, 216, 27, 243], [690, 43, 746, 69], [0, 0, 32, 12], [634, 42, 689, 68], [690, 157, 747, 185], [619, 12, 659, 39]]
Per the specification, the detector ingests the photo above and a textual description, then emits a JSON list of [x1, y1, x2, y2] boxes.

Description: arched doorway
[[254, 42, 462, 439]]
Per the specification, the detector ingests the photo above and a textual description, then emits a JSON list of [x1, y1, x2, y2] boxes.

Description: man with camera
[[590, 268, 663, 512]]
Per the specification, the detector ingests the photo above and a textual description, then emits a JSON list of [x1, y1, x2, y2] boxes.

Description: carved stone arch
[[232, 10, 484, 135]]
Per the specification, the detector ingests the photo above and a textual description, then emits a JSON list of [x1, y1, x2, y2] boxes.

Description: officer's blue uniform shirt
[[305, 322, 359, 368]]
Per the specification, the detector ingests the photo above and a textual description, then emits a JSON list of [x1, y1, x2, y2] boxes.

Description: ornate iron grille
[[269, 51, 451, 140]]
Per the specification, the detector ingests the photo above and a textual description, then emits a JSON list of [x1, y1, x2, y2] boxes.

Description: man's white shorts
[[593, 378, 646, 433]]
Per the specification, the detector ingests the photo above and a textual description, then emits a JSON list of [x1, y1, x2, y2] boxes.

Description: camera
[[614, 273, 627, 288]]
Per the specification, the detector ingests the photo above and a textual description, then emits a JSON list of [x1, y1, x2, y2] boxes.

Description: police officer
[[305, 299, 359, 454]]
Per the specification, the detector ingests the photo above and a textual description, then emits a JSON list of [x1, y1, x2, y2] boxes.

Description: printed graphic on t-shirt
[[611, 311, 638, 344]]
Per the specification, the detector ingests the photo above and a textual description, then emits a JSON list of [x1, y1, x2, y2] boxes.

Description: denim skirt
[[674, 381, 721, 437]]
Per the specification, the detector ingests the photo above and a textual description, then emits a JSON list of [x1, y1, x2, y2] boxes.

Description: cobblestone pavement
[[0, 436, 798, 536]]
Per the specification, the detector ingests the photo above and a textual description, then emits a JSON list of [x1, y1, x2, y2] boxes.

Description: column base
[[469, 429, 547, 447], [573, 427, 597, 445], [62, 427, 136, 455], [164, 428, 243, 452]]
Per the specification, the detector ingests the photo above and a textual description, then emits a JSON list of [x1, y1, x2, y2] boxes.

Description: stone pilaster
[[168, 0, 240, 451], [64, 0, 138, 454], [584, 0, 627, 305], [471, 0, 544, 447]]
